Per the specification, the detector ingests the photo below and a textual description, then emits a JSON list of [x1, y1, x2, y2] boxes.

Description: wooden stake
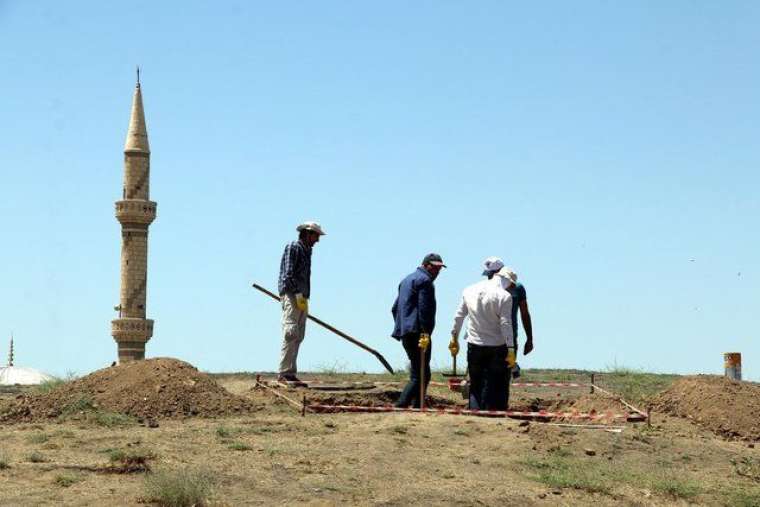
[[420, 347, 426, 411], [590, 373, 595, 394]]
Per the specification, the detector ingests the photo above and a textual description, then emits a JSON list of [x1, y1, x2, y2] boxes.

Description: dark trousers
[[468, 343, 510, 411], [395, 333, 432, 408]]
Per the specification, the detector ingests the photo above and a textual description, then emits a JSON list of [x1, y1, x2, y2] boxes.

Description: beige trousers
[[279, 293, 307, 375]]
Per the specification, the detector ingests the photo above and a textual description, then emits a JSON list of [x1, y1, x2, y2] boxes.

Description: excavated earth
[[0, 357, 259, 422], [652, 374, 760, 441]]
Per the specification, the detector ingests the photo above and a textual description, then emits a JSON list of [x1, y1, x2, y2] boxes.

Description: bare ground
[[1, 362, 759, 506]]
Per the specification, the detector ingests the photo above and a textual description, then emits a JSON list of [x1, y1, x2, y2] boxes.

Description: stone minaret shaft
[[111, 78, 156, 362]]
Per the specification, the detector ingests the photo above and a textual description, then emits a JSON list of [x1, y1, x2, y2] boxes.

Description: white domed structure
[[0, 366, 55, 385], [0, 335, 55, 386]]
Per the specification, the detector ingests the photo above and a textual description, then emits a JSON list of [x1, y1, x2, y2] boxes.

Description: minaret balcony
[[115, 200, 157, 225], [111, 318, 154, 342]]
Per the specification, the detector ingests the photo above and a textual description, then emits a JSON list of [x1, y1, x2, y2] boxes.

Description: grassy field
[[1, 369, 758, 506]]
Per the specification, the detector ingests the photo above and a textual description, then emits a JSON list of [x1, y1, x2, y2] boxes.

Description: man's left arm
[[519, 299, 534, 355]]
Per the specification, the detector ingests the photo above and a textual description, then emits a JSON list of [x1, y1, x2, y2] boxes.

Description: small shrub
[[108, 448, 154, 463], [26, 433, 49, 444], [35, 378, 66, 393], [60, 396, 96, 416], [315, 360, 348, 375], [728, 489, 760, 507], [521, 456, 611, 494], [733, 456, 760, 482], [27, 452, 45, 463], [215, 426, 232, 438], [0, 454, 9, 469], [108, 449, 127, 462], [91, 411, 135, 427], [228, 442, 252, 451], [651, 477, 700, 499], [54, 429, 76, 439], [55, 473, 84, 487], [144, 467, 215, 507]]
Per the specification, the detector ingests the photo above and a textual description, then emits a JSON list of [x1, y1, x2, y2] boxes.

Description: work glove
[[418, 333, 431, 351], [448, 335, 459, 357], [506, 348, 517, 368], [295, 293, 308, 313]]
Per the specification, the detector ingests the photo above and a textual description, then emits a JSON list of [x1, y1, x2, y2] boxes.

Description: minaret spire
[[124, 73, 150, 153], [112, 74, 157, 363], [8, 333, 14, 367]]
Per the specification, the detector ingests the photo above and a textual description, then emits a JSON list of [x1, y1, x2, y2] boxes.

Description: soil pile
[[652, 375, 760, 440], [1, 357, 258, 422]]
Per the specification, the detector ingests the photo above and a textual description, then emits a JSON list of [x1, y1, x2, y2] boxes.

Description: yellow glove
[[448, 336, 459, 356], [418, 333, 431, 351], [295, 293, 308, 313], [507, 348, 516, 368]]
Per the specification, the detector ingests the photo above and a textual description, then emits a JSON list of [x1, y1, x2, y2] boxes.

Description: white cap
[[482, 256, 505, 276], [494, 266, 518, 285], [296, 221, 326, 236]]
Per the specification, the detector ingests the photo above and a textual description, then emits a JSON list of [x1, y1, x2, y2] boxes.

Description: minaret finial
[[136, 66, 141, 88], [8, 333, 14, 367]]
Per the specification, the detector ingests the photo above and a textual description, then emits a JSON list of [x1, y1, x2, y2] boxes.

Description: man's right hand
[[523, 339, 534, 355], [448, 335, 459, 357], [295, 293, 308, 313], [507, 348, 517, 368], [418, 333, 431, 351]]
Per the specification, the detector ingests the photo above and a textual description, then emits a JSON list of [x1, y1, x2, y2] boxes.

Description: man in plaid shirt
[[277, 221, 326, 383]]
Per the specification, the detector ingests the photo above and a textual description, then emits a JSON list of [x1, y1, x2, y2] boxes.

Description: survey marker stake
[[252, 283, 395, 374]]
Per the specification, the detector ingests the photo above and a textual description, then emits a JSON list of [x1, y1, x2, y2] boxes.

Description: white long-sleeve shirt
[[451, 277, 515, 347]]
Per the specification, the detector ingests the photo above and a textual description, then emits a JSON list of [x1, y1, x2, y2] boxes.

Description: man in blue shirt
[[481, 257, 534, 356], [277, 221, 325, 383], [391, 253, 446, 408]]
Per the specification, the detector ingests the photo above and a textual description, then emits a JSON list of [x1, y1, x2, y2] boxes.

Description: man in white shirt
[[450, 266, 517, 410]]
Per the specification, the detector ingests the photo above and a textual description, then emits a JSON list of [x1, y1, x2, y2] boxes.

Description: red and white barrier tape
[[307, 403, 645, 422], [262, 379, 587, 389], [510, 382, 586, 388], [383, 380, 587, 388]]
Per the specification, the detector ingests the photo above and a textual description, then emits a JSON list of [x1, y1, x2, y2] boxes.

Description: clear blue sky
[[1, 1, 758, 379]]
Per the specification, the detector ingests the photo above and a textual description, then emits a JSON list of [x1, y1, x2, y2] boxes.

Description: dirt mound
[[652, 375, 760, 441], [1, 357, 258, 422]]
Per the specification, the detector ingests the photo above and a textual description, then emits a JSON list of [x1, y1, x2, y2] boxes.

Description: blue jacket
[[391, 267, 437, 339]]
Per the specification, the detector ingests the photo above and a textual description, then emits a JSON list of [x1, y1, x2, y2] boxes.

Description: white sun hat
[[494, 266, 518, 285], [482, 256, 505, 276]]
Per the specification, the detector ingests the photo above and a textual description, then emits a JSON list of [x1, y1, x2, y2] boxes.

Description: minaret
[[8, 334, 13, 367], [111, 69, 157, 362]]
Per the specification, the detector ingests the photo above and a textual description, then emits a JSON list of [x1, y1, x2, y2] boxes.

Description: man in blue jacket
[[391, 253, 446, 408]]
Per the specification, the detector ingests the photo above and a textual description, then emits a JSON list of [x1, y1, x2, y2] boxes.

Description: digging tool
[[252, 283, 395, 374], [442, 353, 459, 378], [420, 340, 426, 410], [442, 336, 461, 378], [420, 350, 425, 410]]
